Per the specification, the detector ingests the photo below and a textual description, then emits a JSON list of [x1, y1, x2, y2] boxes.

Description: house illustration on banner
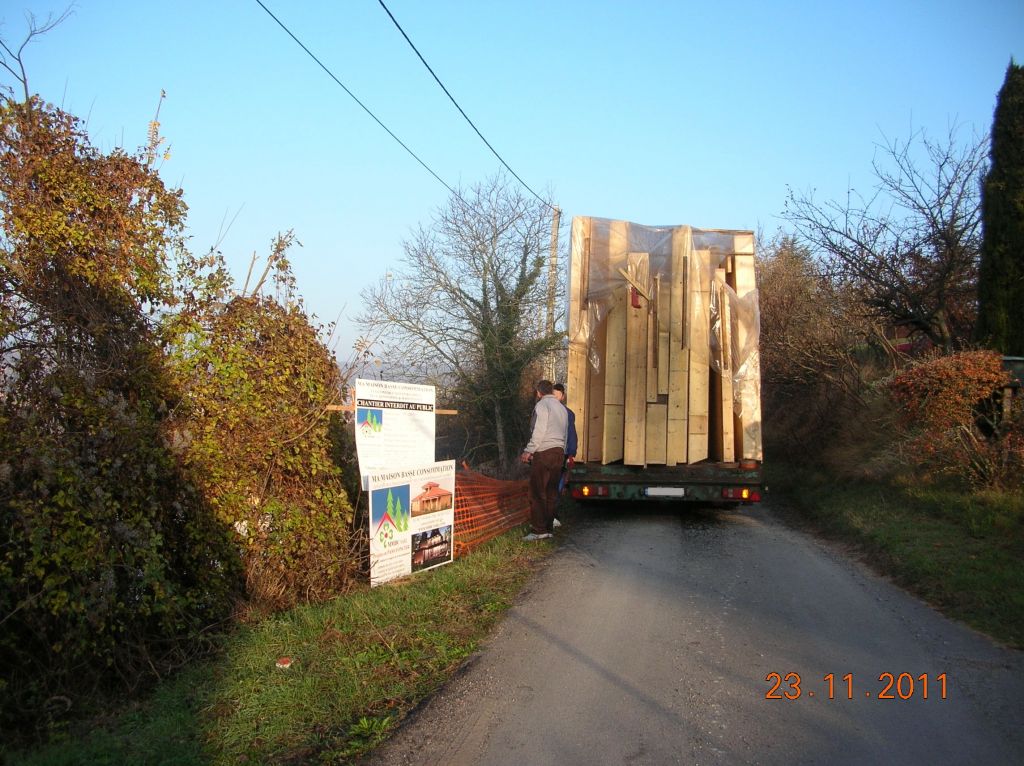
[[375, 508, 398, 542], [411, 481, 453, 516], [358, 408, 383, 436]]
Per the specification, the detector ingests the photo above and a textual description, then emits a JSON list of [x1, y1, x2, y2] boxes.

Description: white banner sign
[[354, 378, 435, 482], [368, 460, 456, 587]]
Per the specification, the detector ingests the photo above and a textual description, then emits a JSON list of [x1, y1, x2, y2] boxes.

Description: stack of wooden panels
[[567, 217, 762, 466]]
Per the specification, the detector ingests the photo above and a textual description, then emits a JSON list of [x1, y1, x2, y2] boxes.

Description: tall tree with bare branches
[[784, 127, 987, 352], [359, 175, 562, 468]]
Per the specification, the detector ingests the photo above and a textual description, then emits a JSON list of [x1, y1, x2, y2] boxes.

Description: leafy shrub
[[0, 375, 241, 733], [0, 88, 358, 742], [166, 240, 356, 611], [887, 350, 1020, 488], [0, 97, 240, 735]]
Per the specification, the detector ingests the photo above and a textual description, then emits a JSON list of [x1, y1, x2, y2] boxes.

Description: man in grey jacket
[[520, 379, 568, 540]]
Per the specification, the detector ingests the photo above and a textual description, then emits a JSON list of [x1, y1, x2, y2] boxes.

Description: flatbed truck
[[565, 217, 763, 505]]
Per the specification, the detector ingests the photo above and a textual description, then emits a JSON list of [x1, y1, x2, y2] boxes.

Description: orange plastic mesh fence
[[454, 468, 530, 557]]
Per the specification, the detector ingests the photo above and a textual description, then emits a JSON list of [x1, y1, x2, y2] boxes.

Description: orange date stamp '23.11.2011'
[[765, 672, 949, 701]]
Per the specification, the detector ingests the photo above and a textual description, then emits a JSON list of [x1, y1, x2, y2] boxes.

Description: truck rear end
[[565, 217, 763, 504], [567, 461, 763, 504]]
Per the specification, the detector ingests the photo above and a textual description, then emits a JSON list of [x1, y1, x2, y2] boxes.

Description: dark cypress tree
[[977, 60, 1024, 355]]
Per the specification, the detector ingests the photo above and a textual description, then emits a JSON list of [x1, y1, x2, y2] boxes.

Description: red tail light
[[722, 487, 761, 502]]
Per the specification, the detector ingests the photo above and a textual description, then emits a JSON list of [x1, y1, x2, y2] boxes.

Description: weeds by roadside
[[4, 527, 555, 765], [768, 462, 1024, 648]]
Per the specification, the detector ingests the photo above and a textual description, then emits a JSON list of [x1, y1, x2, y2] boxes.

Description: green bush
[[0, 96, 241, 738], [0, 376, 241, 735], [0, 93, 358, 742], [165, 241, 356, 611]]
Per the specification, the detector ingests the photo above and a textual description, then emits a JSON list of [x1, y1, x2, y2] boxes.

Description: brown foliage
[[887, 350, 1021, 488], [757, 234, 886, 455]]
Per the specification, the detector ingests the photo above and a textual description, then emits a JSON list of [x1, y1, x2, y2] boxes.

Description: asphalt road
[[362, 502, 1024, 765]]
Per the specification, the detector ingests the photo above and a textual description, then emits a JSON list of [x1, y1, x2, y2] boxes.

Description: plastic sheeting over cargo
[[567, 217, 762, 466]]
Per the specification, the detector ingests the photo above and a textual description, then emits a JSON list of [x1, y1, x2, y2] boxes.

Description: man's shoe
[[552, 518, 562, 528], [523, 532, 553, 541]]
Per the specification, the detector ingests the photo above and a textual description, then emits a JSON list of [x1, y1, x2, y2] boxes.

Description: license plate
[[645, 487, 686, 497]]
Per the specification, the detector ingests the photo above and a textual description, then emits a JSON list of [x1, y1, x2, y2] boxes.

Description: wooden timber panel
[[687, 248, 712, 463], [568, 344, 589, 461], [716, 272, 735, 462], [657, 277, 670, 396], [647, 273, 660, 404], [725, 255, 743, 459], [567, 217, 591, 461], [623, 251, 649, 465], [601, 221, 628, 464], [731, 251, 762, 461], [586, 308, 608, 462], [645, 403, 668, 464], [709, 361, 723, 461], [568, 217, 589, 342], [667, 227, 691, 466]]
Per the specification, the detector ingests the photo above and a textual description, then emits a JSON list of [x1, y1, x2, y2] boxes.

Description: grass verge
[[6, 527, 554, 765], [768, 461, 1024, 648]]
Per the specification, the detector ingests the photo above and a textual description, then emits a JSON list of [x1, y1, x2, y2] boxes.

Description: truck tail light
[[571, 485, 609, 499], [722, 487, 761, 502]]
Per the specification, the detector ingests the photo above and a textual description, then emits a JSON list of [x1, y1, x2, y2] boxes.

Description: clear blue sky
[[3, 1, 1021, 363]]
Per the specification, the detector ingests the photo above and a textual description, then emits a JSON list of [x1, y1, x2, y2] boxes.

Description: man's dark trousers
[[529, 447, 564, 534]]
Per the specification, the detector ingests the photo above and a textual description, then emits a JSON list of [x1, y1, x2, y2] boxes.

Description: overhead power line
[[253, 0, 465, 204], [375, 0, 554, 211]]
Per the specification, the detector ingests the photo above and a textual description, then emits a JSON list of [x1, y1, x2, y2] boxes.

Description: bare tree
[[758, 235, 881, 390], [359, 175, 562, 468], [757, 234, 889, 452], [784, 127, 987, 351], [0, 7, 73, 102]]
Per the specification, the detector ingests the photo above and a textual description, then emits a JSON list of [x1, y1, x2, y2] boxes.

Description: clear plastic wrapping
[[568, 217, 759, 418]]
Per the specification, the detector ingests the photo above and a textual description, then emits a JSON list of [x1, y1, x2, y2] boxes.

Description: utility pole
[[545, 205, 561, 381]]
